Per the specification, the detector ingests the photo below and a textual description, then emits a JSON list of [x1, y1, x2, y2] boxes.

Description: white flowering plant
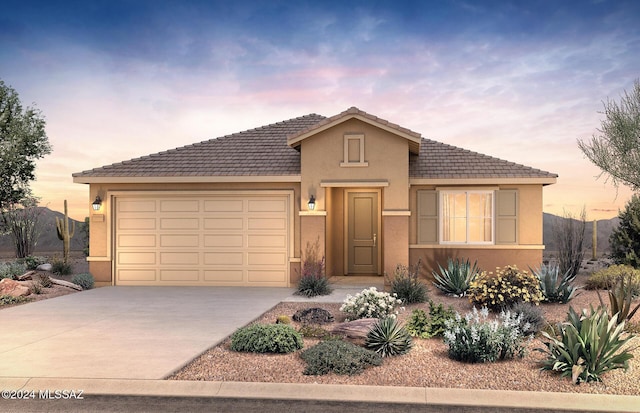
[[443, 307, 530, 363], [340, 287, 403, 321]]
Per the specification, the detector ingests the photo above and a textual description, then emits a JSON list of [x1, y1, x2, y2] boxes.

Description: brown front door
[[347, 191, 379, 274]]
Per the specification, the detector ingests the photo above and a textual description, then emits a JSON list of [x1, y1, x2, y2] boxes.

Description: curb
[[1, 378, 638, 412]]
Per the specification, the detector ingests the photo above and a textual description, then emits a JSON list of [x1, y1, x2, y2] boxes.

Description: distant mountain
[[543, 212, 619, 256], [0, 207, 85, 255]]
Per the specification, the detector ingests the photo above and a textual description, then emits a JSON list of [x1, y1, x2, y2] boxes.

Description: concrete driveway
[[0, 286, 297, 380]]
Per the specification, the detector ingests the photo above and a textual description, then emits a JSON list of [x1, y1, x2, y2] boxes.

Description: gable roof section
[[410, 138, 557, 184], [287, 106, 422, 154], [73, 114, 326, 183]]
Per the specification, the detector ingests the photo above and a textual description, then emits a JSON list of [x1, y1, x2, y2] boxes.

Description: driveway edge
[[1, 378, 638, 412]]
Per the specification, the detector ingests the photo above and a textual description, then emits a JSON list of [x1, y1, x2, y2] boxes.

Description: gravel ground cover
[[169, 279, 640, 396]]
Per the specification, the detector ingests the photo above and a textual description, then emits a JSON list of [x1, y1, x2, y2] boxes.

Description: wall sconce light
[[92, 195, 102, 211], [308, 195, 316, 211]]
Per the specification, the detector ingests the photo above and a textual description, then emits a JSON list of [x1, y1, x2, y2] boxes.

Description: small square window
[[340, 134, 368, 167]]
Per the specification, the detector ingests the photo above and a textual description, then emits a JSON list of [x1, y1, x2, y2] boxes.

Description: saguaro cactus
[[56, 200, 75, 264]]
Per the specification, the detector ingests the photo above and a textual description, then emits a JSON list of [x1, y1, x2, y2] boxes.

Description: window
[[340, 134, 368, 167], [440, 191, 494, 244]]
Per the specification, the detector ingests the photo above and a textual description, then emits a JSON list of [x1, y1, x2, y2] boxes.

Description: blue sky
[[1, 0, 639, 219]]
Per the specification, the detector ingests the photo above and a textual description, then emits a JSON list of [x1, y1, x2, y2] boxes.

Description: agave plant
[[365, 317, 412, 357], [537, 306, 634, 384], [531, 262, 578, 304], [432, 258, 480, 297]]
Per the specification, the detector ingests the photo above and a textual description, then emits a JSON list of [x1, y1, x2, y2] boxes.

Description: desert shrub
[[468, 265, 544, 311], [509, 301, 545, 336], [406, 301, 457, 339], [300, 340, 382, 375], [37, 273, 52, 288], [71, 273, 94, 290], [552, 208, 586, 277], [531, 262, 578, 304], [0, 261, 27, 279], [0, 295, 31, 306], [443, 307, 529, 363], [339, 287, 403, 321], [298, 324, 333, 339], [432, 258, 480, 297], [388, 261, 428, 304], [21, 256, 47, 270], [586, 264, 640, 295], [51, 258, 73, 276], [275, 315, 291, 324], [537, 306, 634, 384], [295, 239, 332, 297], [610, 194, 640, 268], [230, 323, 303, 354], [30, 282, 43, 295], [598, 275, 640, 324], [365, 317, 412, 357]]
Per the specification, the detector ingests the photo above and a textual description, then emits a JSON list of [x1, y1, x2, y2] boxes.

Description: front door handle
[[373, 233, 377, 248]]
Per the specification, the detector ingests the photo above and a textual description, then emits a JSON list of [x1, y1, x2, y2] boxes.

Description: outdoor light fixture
[[308, 195, 316, 211], [92, 195, 102, 211]]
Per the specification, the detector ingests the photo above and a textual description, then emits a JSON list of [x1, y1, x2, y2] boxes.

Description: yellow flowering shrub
[[468, 265, 544, 311]]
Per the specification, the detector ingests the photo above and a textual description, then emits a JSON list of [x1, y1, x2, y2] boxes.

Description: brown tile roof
[[73, 109, 557, 181], [410, 138, 558, 179], [73, 114, 326, 178]]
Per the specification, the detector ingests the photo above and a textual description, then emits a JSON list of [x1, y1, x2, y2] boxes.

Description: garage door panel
[[160, 270, 199, 281], [160, 252, 199, 265], [119, 252, 156, 265], [248, 218, 286, 230], [160, 234, 199, 247], [204, 252, 243, 265], [119, 234, 156, 247], [160, 200, 199, 212], [115, 193, 290, 286], [119, 218, 156, 230], [204, 218, 243, 230], [204, 234, 243, 247]]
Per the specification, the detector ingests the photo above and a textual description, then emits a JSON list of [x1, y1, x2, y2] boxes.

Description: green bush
[[609, 194, 640, 268], [300, 340, 382, 375], [275, 315, 291, 324], [71, 273, 94, 290], [0, 261, 27, 279], [537, 306, 634, 384], [51, 259, 73, 276], [531, 262, 578, 304], [297, 324, 333, 339], [586, 265, 640, 295], [365, 317, 412, 357], [230, 324, 303, 354], [339, 287, 402, 320], [388, 261, 428, 304], [21, 256, 47, 270], [443, 307, 529, 363], [432, 258, 480, 297], [468, 265, 544, 311], [0, 295, 31, 306], [405, 301, 456, 339], [509, 301, 545, 336]]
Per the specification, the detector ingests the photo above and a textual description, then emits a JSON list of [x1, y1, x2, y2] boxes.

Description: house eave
[[72, 175, 302, 184], [409, 177, 557, 186]]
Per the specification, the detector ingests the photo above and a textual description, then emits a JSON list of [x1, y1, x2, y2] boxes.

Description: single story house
[[73, 107, 557, 287]]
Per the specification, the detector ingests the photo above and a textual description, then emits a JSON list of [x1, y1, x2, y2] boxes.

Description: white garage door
[[114, 192, 291, 286]]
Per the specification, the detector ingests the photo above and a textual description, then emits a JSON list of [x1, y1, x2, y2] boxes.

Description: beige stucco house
[[73, 107, 557, 287]]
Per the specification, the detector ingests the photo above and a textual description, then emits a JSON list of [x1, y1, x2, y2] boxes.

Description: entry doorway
[[345, 190, 381, 275]]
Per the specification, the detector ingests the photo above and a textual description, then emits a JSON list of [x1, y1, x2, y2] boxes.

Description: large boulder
[[0, 278, 31, 297], [331, 318, 378, 340], [36, 263, 52, 271], [292, 307, 334, 324]]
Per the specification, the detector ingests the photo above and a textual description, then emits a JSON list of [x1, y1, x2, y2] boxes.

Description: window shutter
[[496, 189, 518, 244], [417, 190, 438, 244]]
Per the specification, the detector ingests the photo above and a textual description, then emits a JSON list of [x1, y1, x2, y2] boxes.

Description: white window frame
[[439, 190, 494, 245]]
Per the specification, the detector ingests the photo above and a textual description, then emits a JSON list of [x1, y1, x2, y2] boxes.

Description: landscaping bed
[[169, 283, 640, 396]]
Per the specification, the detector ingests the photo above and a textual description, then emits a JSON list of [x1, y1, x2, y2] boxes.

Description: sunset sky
[[1, 0, 639, 221]]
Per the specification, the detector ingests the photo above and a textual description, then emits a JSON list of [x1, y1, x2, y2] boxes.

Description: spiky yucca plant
[[432, 258, 480, 297], [531, 263, 578, 304], [365, 317, 412, 357]]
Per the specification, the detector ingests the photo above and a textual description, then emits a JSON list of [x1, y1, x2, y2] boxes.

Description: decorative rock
[[0, 278, 31, 297], [36, 263, 52, 271], [292, 307, 335, 324], [331, 318, 378, 340]]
